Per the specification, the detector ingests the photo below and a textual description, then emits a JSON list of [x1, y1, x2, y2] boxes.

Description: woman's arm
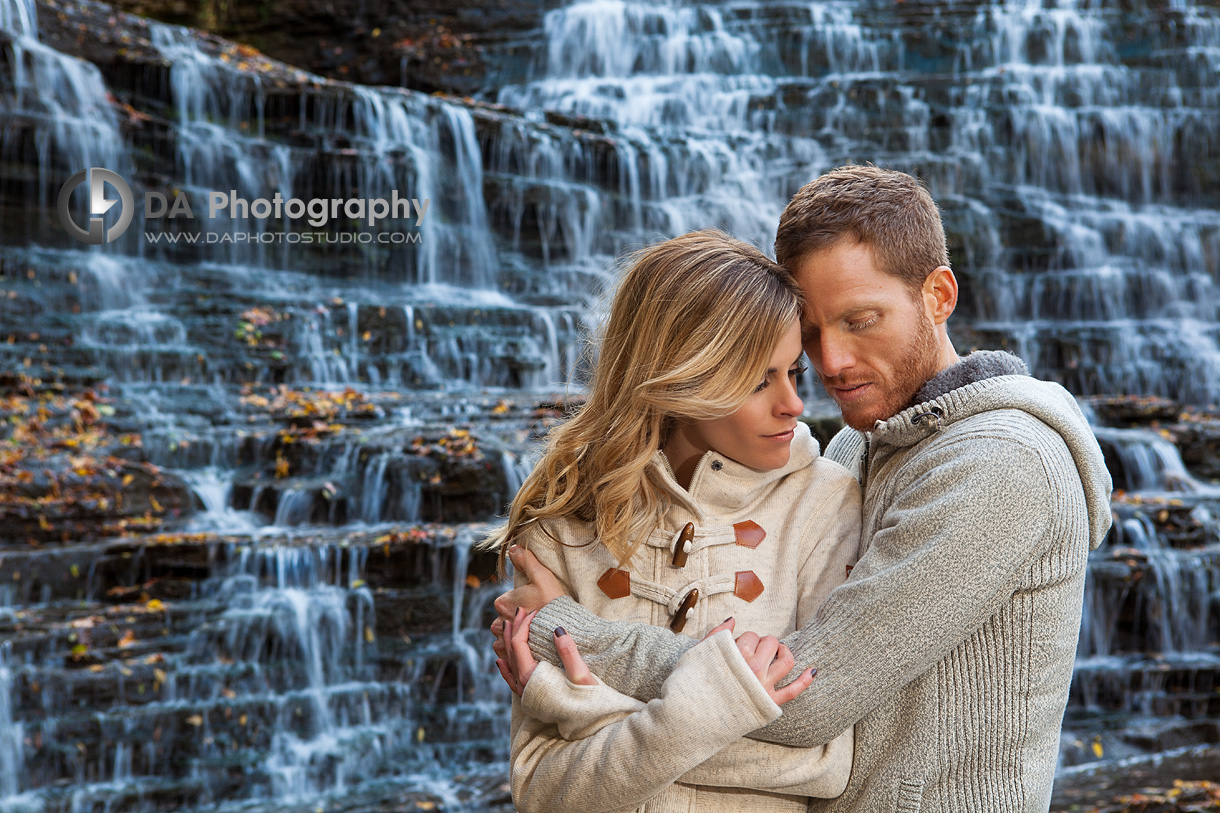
[[509, 630, 784, 813]]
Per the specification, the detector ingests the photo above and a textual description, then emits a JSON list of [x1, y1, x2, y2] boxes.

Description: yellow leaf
[[416, 727, 425, 743], [465, 575, 480, 589], [365, 627, 375, 643], [1091, 740, 1103, 758], [118, 630, 136, 648], [351, 579, 366, 588], [154, 669, 167, 685], [146, 599, 164, 611], [186, 714, 203, 726], [122, 474, 134, 486]]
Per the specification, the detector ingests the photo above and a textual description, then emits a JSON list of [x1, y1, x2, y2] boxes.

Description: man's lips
[[827, 382, 872, 403]]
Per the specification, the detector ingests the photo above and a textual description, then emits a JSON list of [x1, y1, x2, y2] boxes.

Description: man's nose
[[815, 333, 854, 378]]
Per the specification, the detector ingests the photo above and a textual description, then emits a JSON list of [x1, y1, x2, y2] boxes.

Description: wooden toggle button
[[671, 522, 694, 568], [670, 588, 699, 633]]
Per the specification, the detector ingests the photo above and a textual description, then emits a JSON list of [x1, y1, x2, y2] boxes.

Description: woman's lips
[[763, 428, 795, 442]]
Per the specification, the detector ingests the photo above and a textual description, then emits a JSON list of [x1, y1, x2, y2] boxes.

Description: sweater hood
[[871, 352, 1113, 550], [653, 420, 820, 520]]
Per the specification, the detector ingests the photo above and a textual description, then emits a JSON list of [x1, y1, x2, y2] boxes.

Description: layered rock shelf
[[2, 0, 1218, 807]]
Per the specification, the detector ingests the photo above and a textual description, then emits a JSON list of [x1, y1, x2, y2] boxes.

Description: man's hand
[[491, 545, 567, 662]]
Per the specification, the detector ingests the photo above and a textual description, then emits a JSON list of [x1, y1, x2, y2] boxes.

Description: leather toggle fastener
[[671, 522, 695, 568], [670, 588, 699, 633], [733, 520, 766, 549], [734, 571, 764, 602], [597, 568, 631, 599]]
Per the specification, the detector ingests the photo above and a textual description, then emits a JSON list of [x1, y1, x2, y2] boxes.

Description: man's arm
[[532, 431, 1069, 746]]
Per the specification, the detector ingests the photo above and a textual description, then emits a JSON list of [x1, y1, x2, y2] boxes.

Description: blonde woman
[[488, 229, 860, 813]]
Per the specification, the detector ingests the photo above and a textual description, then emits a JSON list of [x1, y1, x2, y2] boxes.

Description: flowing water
[[1, 0, 1218, 807]]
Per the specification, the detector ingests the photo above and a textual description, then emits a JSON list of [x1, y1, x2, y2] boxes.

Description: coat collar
[[651, 421, 819, 520]]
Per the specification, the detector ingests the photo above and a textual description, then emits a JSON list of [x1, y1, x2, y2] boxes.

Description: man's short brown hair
[[774, 164, 950, 290]]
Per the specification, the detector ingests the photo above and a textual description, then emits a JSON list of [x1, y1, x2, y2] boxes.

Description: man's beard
[[824, 313, 941, 432]]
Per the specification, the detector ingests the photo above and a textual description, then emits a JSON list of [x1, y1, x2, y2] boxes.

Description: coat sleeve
[[533, 431, 1072, 748], [522, 656, 853, 799], [509, 631, 782, 813]]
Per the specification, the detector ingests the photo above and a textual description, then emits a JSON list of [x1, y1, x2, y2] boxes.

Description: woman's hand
[[701, 618, 815, 707], [497, 607, 597, 696], [491, 545, 567, 663]]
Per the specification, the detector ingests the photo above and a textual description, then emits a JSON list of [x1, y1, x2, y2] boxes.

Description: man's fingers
[[508, 546, 541, 580], [701, 617, 735, 642], [554, 628, 595, 686]]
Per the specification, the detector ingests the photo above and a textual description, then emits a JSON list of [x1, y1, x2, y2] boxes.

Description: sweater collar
[[912, 349, 1029, 404], [871, 350, 1031, 447], [867, 353, 1113, 551], [652, 420, 819, 519]]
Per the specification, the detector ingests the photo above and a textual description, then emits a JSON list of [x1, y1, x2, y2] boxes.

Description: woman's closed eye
[[755, 363, 807, 393]]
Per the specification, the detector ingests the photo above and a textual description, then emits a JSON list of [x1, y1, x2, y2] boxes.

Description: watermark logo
[[57, 168, 135, 244], [59, 167, 428, 247]]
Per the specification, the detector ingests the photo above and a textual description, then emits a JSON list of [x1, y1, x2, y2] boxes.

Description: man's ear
[[922, 266, 958, 325]]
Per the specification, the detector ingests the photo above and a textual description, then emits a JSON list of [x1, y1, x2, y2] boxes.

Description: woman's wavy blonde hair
[[488, 229, 804, 568]]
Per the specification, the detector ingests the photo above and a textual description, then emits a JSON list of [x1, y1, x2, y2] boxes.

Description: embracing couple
[[485, 165, 1113, 812]]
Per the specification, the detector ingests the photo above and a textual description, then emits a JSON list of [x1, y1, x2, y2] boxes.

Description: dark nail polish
[[809, 668, 818, 678], [554, 626, 568, 637], [724, 617, 733, 624]]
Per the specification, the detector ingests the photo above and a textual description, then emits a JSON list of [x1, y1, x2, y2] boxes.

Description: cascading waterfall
[[1, 0, 1219, 805]]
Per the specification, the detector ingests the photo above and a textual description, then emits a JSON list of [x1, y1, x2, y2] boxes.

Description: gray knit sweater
[[530, 351, 1113, 812]]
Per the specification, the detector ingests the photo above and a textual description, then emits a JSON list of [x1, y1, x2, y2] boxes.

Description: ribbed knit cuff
[[528, 595, 601, 666]]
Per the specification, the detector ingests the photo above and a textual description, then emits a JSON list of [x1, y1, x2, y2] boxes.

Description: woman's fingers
[[553, 627, 596, 686], [734, 631, 760, 663], [505, 608, 540, 693], [700, 617, 735, 642], [495, 657, 518, 695], [767, 642, 796, 682], [732, 634, 817, 705], [771, 668, 816, 706]]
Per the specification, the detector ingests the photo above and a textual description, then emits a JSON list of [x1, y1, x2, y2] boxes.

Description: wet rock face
[[1089, 396, 1220, 484], [0, 376, 195, 544], [104, 0, 553, 95]]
